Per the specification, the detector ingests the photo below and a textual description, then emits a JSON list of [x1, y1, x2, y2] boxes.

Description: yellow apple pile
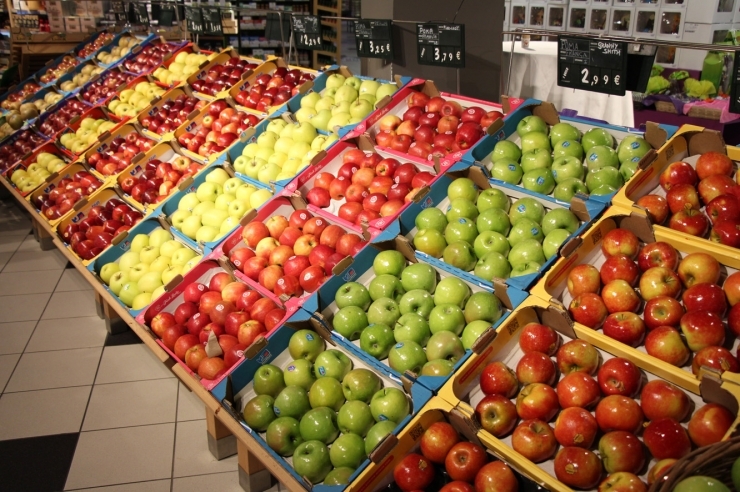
[[10, 152, 68, 193], [59, 118, 118, 154], [59, 64, 105, 93], [153, 51, 209, 86], [96, 36, 141, 65], [108, 82, 167, 118]]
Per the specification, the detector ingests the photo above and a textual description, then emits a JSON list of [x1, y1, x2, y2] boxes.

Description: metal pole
[[504, 34, 516, 97]]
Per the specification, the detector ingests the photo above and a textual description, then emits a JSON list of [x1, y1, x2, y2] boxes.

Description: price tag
[[354, 19, 393, 59], [112, 1, 127, 23], [201, 7, 223, 35], [185, 6, 203, 34], [266, 12, 291, 42], [557, 35, 627, 96], [129, 2, 149, 26], [291, 15, 322, 50], [416, 23, 465, 68], [730, 51, 740, 114], [153, 2, 176, 26]]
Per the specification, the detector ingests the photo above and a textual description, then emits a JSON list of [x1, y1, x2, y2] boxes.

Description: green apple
[[541, 208, 579, 235], [520, 149, 553, 173], [147, 256, 170, 273], [118, 251, 140, 272], [138, 246, 160, 264], [521, 168, 556, 195], [365, 420, 397, 455], [550, 122, 581, 146], [477, 208, 511, 236], [400, 263, 437, 293], [413, 229, 447, 258], [590, 184, 619, 196], [161, 265, 183, 286], [367, 298, 401, 327], [620, 161, 638, 182], [330, 432, 366, 469], [284, 359, 316, 391], [109, 271, 130, 296], [299, 407, 339, 444], [368, 274, 406, 302], [324, 74, 345, 89], [491, 160, 523, 184], [509, 197, 545, 225], [337, 400, 375, 436], [586, 166, 623, 193], [375, 83, 398, 102], [289, 329, 325, 362], [477, 188, 510, 213], [554, 178, 589, 202], [543, 228, 572, 259], [132, 293, 152, 310], [334, 282, 371, 310], [421, 359, 455, 376], [342, 369, 381, 403], [447, 177, 478, 202], [308, 377, 345, 411], [426, 331, 465, 363], [100, 263, 120, 285], [552, 139, 584, 160], [159, 239, 184, 258], [516, 115, 548, 137], [274, 385, 311, 420], [581, 127, 615, 152], [334, 84, 358, 104], [508, 239, 546, 267], [674, 477, 730, 492], [508, 218, 544, 246], [252, 364, 285, 398], [462, 320, 492, 349], [617, 135, 651, 164], [429, 304, 466, 335], [148, 228, 172, 248], [490, 140, 522, 162], [214, 193, 236, 211], [443, 241, 477, 272], [511, 262, 541, 277], [359, 79, 380, 95], [399, 289, 435, 317], [171, 248, 197, 267], [474, 252, 511, 281], [130, 234, 149, 252], [444, 217, 478, 245], [373, 250, 406, 277], [388, 341, 427, 374], [314, 349, 352, 381], [474, 231, 510, 258], [520, 132, 551, 154], [243, 394, 276, 431], [137, 271, 163, 294], [119, 282, 141, 307], [180, 215, 202, 239], [552, 156, 585, 183], [293, 440, 332, 484], [360, 323, 395, 359], [266, 416, 303, 457], [585, 145, 619, 172], [732, 455, 740, 491], [195, 182, 221, 202], [332, 306, 369, 340], [464, 291, 503, 323], [446, 198, 479, 222], [370, 387, 409, 423], [434, 277, 470, 308], [415, 208, 448, 232], [394, 314, 431, 345]]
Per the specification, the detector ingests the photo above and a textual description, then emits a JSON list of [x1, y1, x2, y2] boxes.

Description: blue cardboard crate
[[210, 317, 433, 491]]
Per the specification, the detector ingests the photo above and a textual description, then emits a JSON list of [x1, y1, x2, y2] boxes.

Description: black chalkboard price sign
[[153, 2, 175, 27], [129, 2, 149, 26], [416, 23, 465, 68], [557, 35, 627, 96], [730, 52, 740, 114], [201, 7, 222, 35], [185, 6, 203, 34], [112, 1, 127, 23], [354, 19, 393, 59], [291, 15, 322, 50]]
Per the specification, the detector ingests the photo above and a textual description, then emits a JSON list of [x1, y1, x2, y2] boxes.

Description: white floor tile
[[0, 320, 36, 355], [64, 423, 175, 490], [95, 345, 175, 384], [177, 383, 205, 422], [67, 480, 171, 492], [83, 379, 178, 431], [0, 252, 12, 271], [42, 290, 98, 320], [3, 248, 68, 272], [0, 353, 20, 391], [0, 293, 51, 322], [26, 316, 107, 353], [0, 270, 63, 296], [16, 235, 45, 252], [172, 471, 242, 492], [4, 347, 101, 392], [172, 419, 238, 478], [0, 234, 24, 254], [0, 386, 91, 440], [56, 268, 94, 292]]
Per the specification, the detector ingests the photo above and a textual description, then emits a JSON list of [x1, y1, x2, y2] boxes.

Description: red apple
[[602, 312, 645, 347], [696, 151, 733, 180], [444, 442, 487, 483], [516, 383, 559, 422], [519, 322, 560, 356], [567, 264, 601, 297], [637, 194, 670, 224], [643, 418, 691, 460], [692, 346, 740, 376], [595, 395, 643, 434], [659, 161, 698, 191], [480, 361, 518, 398], [557, 372, 601, 409], [601, 228, 639, 259], [637, 242, 679, 272], [666, 183, 701, 214], [475, 394, 518, 438], [687, 403, 735, 447], [557, 339, 600, 375], [645, 326, 690, 367], [393, 454, 435, 492], [597, 357, 642, 397], [554, 406, 598, 448], [511, 419, 557, 463], [600, 254, 639, 285], [419, 421, 459, 464], [640, 380, 690, 421], [569, 292, 608, 328]]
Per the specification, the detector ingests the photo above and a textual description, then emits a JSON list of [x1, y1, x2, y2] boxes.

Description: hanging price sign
[[201, 7, 222, 35], [153, 2, 175, 26], [416, 23, 465, 68], [291, 15, 322, 50], [557, 35, 627, 96], [129, 2, 149, 26], [354, 19, 393, 59], [185, 6, 203, 34], [112, 1, 127, 23]]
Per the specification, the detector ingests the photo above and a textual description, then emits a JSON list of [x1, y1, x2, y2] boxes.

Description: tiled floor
[[0, 195, 285, 491]]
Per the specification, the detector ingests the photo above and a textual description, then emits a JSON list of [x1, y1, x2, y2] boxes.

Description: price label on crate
[[185, 6, 203, 34], [557, 35, 627, 96], [354, 19, 393, 59], [128, 2, 149, 26], [730, 51, 740, 113], [291, 15, 322, 50], [153, 2, 175, 27], [416, 23, 465, 68], [201, 7, 222, 35]]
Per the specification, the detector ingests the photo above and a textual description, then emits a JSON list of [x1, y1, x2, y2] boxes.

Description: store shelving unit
[[313, 0, 340, 68]]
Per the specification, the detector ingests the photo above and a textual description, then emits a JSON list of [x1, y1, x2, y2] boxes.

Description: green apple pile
[[413, 177, 580, 279], [59, 64, 105, 92], [332, 251, 503, 375], [295, 74, 398, 134], [153, 51, 210, 86], [233, 119, 338, 184], [101, 226, 202, 308], [108, 81, 167, 118], [9, 152, 68, 193], [96, 35, 141, 65], [59, 117, 119, 154], [243, 329, 409, 485], [489, 116, 651, 200]]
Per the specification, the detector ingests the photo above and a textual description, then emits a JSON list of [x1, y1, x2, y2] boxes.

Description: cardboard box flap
[[471, 326, 497, 355], [687, 129, 726, 157], [449, 406, 483, 446], [569, 196, 591, 223], [369, 433, 398, 464], [486, 117, 505, 136], [618, 211, 655, 244], [644, 121, 667, 151], [532, 101, 560, 126], [307, 313, 336, 346], [539, 303, 578, 340], [331, 255, 353, 276], [492, 278, 513, 310], [244, 335, 268, 359], [699, 369, 739, 416]]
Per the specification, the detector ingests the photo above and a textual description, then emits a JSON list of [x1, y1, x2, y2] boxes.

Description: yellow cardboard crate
[[185, 47, 266, 101]]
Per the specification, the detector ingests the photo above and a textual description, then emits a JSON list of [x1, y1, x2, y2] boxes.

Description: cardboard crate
[[4, 141, 77, 197], [156, 42, 214, 77], [397, 163, 606, 292], [0, 129, 50, 175], [531, 206, 740, 394], [70, 66, 137, 107], [136, 86, 207, 142], [210, 320, 434, 491], [185, 47, 266, 101], [91, 33, 155, 70], [81, 122, 156, 183], [103, 74, 174, 124], [55, 105, 126, 157], [33, 97, 93, 140], [53, 59, 105, 95], [437, 294, 740, 492], [118, 37, 192, 75], [307, 234, 529, 393], [460, 99, 676, 205]]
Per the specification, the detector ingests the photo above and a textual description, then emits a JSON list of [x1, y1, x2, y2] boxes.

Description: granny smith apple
[[284, 358, 316, 391], [491, 160, 523, 184], [586, 166, 623, 193], [445, 217, 478, 245], [426, 331, 465, 363], [308, 377, 345, 411], [368, 274, 406, 302], [541, 208, 579, 235], [581, 127, 615, 152], [289, 329, 325, 362], [477, 188, 510, 212], [620, 161, 638, 182], [314, 349, 352, 381], [448, 177, 478, 202], [520, 149, 553, 173], [474, 231, 510, 258], [462, 320, 492, 349], [273, 385, 311, 419], [413, 229, 447, 258], [490, 140, 522, 163], [388, 341, 427, 374], [421, 359, 455, 376], [337, 399, 375, 436], [373, 250, 406, 277], [521, 168, 556, 195], [474, 251, 511, 281], [360, 323, 395, 359], [552, 139, 584, 160], [428, 304, 466, 335], [330, 432, 366, 469], [446, 198, 479, 221], [400, 263, 437, 293], [733, 455, 740, 491], [509, 197, 545, 225], [511, 262, 542, 277], [399, 289, 435, 317], [365, 420, 397, 455], [443, 241, 477, 272], [293, 440, 332, 484], [551, 156, 585, 183], [554, 178, 589, 202], [394, 314, 431, 345], [243, 394, 276, 431], [674, 476, 730, 492], [434, 277, 471, 308], [477, 208, 511, 236], [324, 467, 355, 486], [464, 291, 503, 323], [332, 305, 369, 340], [300, 407, 339, 444], [415, 207, 448, 232], [516, 115, 548, 137], [508, 239, 546, 267], [543, 228, 572, 259], [342, 368, 381, 403], [585, 145, 619, 172], [370, 387, 410, 423], [550, 122, 581, 146], [617, 135, 651, 164], [367, 298, 401, 327], [254, 365, 286, 397], [266, 416, 303, 456], [508, 218, 544, 246], [335, 282, 371, 310]]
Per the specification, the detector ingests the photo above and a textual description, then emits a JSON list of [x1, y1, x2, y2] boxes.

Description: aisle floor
[[0, 195, 284, 491]]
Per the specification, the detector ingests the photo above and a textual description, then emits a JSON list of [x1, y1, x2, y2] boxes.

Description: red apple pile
[[37, 99, 90, 137], [230, 210, 365, 297], [77, 32, 115, 59], [304, 148, 435, 227], [189, 57, 260, 96], [0, 82, 42, 110], [567, 227, 740, 376], [88, 131, 155, 177], [374, 93, 503, 161], [141, 94, 208, 136], [148, 271, 286, 380], [121, 155, 202, 206], [80, 70, 135, 104], [177, 100, 261, 158], [122, 42, 178, 74], [475, 324, 736, 490], [394, 422, 519, 492], [38, 55, 78, 84], [233, 67, 315, 112], [0, 130, 47, 172], [34, 170, 103, 220], [60, 197, 143, 260]]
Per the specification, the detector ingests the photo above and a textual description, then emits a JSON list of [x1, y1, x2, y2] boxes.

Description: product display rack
[[312, 0, 340, 68]]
